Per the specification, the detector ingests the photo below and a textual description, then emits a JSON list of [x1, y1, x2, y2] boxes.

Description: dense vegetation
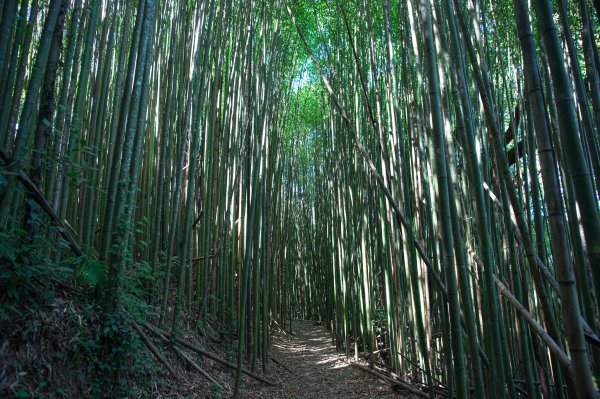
[[1, 0, 600, 397]]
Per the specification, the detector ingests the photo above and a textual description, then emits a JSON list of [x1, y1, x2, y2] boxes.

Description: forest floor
[[240, 320, 410, 399], [1, 295, 414, 398]]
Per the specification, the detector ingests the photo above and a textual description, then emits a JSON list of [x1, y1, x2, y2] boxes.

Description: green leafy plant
[[73, 257, 107, 288], [0, 222, 72, 317]]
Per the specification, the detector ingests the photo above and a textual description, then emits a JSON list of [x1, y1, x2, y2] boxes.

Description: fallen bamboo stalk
[[131, 321, 179, 381], [348, 361, 429, 398], [173, 346, 222, 389], [269, 355, 294, 374], [143, 323, 276, 386], [360, 352, 449, 391], [146, 324, 222, 388]]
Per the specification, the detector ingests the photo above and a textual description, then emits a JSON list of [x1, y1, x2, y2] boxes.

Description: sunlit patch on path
[[240, 320, 409, 398]]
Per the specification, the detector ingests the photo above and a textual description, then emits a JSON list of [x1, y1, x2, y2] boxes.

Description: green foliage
[[88, 310, 145, 397], [0, 211, 156, 397], [0, 294, 156, 398], [73, 302, 156, 397], [0, 219, 72, 319], [121, 216, 155, 318], [101, 212, 156, 318], [68, 256, 108, 288]]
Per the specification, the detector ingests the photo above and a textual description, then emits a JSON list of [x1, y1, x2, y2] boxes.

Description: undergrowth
[[0, 208, 159, 398]]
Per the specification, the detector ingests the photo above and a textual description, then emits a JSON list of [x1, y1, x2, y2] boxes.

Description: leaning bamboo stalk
[[0, 148, 84, 257], [482, 181, 560, 292], [485, 181, 600, 345], [472, 255, 571, 369], [454, 0, 593, 393]]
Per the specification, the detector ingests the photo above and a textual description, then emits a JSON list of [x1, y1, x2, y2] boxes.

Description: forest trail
[[240, 320, 408, 399], [4, 0, 600, 396]]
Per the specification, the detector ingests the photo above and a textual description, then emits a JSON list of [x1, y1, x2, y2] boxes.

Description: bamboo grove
[[1, 0, 600, 397]]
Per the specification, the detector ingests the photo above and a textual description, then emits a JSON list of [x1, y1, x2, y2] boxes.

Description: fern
[[77, 258, 107, 288]]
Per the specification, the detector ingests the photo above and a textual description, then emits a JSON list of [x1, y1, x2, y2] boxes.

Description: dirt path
[[240, 320, 410, 399]]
